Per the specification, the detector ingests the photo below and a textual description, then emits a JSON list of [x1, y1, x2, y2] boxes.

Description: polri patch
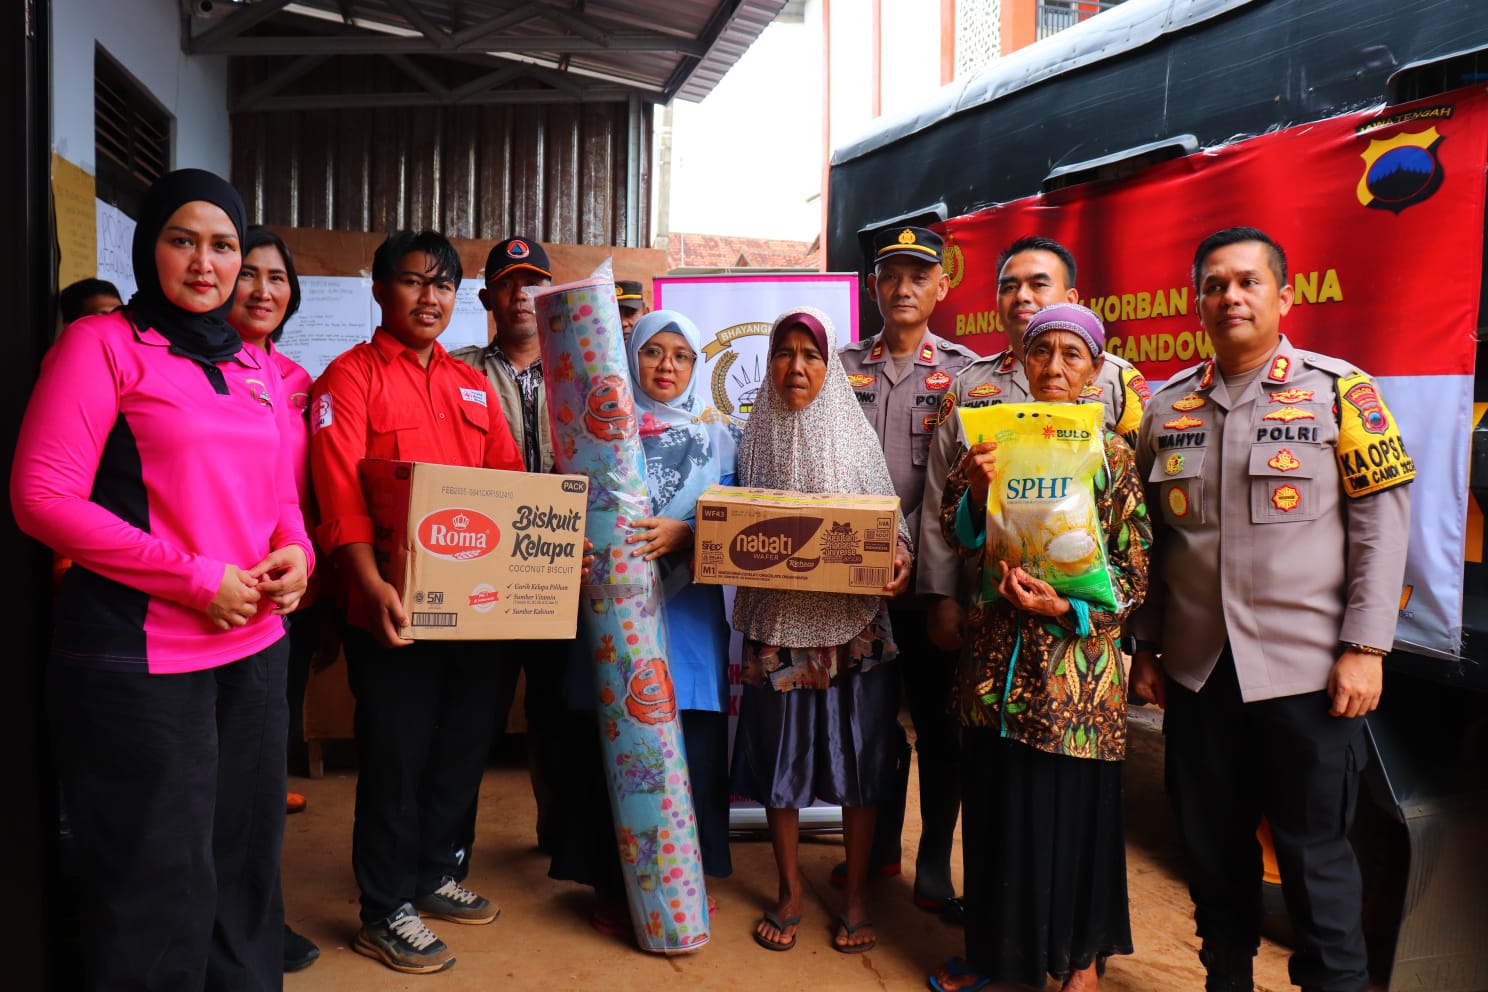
[[1167, 486, 1190, 518], [924, 370, 951, 391], [1164, 453, 1185, 476], [1263, 407, 1316, 423], [1272, 484, 1301, 512], [847, 373, 877, 388], [935, 391, 958, 427], [1171, 393, 1206, 412], [1127, 372, 1152, 402], [1163, 414, 1204, 431], [1336, 372, 1415, 497], [1270, 388, 1314, 404], [1268, 449, 1301, 472], [968, 382, 1002, 399]]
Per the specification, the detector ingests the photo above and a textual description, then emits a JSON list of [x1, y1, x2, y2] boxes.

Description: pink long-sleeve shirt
[[11, 310, 314, 674]]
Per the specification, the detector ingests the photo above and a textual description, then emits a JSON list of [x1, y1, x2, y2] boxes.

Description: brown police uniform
[[1129, 334, 1411, 696], [833, 326, 977, 886], [839, 330, 979, 540], [916, 348, 1149, 600], [1130, 334, 1413, 992]]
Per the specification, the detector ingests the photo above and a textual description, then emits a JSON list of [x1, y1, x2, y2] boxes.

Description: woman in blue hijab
[[549, 308, 738, 934]]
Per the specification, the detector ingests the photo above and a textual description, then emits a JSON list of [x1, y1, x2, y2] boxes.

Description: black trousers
[[1165, 648, 1369, 992], [50, 641, 289, 992], [344, 628, 505, 923], [869, 606, 962, 892], [489, 638, 568, 850]]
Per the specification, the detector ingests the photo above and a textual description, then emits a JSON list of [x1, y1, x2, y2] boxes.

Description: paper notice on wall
[[439, 278, 491, 354], [278, 275, 375, 378], [95, 199, 138, 303], [52, 155, 96, 290]]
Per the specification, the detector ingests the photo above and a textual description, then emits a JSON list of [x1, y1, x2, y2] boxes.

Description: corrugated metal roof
[[189, 0, 788, 107]]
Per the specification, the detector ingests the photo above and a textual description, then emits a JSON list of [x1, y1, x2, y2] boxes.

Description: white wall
[[664, 16, 823, 241], [52, 0, 230, 177]]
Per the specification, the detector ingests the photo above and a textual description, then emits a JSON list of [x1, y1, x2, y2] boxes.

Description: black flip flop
[[833, 914, 877, 954], [752, 911, 800, 952]]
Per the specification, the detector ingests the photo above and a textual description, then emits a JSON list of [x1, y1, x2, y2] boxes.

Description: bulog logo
[[417, 508, 500, 561], [729, 517, 825, 571]]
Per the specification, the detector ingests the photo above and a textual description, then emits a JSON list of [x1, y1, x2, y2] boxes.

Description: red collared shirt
[[310, 329, 524, 554]]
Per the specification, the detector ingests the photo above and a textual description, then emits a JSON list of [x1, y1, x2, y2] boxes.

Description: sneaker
[[353, 904, 455, 974], [283, 924, 319, 973], [414, 877, 500, 925]]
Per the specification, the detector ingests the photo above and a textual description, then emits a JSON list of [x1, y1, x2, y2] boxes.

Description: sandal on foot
[[752, 911, 799, 952], [832, 914, 877, 954], [927, 956, 992, 992]]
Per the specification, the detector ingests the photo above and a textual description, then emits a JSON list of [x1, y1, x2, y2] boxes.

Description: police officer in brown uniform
[[616, 279, 648, 340], [1128, 227, 1413, 992], [919, 237, 1148, 655], [835, 226, 978, 910], [451, 236, 561, 853]]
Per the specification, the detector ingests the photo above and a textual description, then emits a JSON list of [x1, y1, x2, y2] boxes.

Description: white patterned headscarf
[[733, 306, 909, 649]]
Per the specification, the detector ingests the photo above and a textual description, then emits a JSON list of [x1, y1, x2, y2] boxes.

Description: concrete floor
[[282, 715, 1382, 991]]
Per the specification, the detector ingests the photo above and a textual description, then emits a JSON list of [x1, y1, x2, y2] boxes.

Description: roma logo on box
[[417, 508, 501, 561]]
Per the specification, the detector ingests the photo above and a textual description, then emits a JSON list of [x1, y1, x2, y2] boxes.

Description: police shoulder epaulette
[[938, 337, 980, 358], [1148, 364, 1205, 399], [1102, 350, 1137, 370], [1296, 351, 1359, 379]]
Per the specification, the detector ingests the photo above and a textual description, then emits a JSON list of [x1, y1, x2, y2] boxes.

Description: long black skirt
[[961, 727, 1133, 986], [729, 661, 900, 809]]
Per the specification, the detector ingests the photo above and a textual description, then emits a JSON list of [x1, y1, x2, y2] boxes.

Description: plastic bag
[[957, 402, 1117, 611]]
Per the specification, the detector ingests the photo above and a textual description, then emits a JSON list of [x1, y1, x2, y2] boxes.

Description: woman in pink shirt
[[10, 169, 312, 990]]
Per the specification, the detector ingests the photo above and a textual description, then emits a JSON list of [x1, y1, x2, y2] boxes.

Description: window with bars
[[94, 47, 171, 218]]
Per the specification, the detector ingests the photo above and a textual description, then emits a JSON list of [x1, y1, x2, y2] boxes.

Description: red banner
[[935, 89, 1488, 381]]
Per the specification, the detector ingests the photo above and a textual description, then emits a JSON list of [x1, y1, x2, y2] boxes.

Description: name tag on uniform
[[460, 388, 488, 407]]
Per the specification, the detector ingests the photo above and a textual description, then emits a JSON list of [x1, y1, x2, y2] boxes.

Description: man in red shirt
[[311, 230, 523, 975]]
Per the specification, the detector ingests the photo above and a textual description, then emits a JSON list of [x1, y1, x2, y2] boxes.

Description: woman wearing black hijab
[[11, 169, 313, 990]]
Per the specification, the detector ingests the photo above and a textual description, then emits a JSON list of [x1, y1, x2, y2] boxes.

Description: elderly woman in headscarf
[[11, 169, 312, 988], [731, 307, 913, 956], [928, 303, 1150, 992], [550, 309, 738, 934]]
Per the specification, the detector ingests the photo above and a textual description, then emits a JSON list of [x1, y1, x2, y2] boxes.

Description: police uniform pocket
[[911, 433, 931, 467], [1148, 448, 1205, 526], [1249, 443, 1322, 523]]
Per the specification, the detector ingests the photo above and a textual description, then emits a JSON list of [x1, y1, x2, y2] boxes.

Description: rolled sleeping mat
[[532, 275, 710, 952]]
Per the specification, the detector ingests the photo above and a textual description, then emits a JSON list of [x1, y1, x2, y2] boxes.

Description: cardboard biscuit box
[[692, 485, 900, 594], [359, 460, 589, 640]]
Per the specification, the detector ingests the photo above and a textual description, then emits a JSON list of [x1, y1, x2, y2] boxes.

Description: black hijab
[[128, 168, 248, 364]]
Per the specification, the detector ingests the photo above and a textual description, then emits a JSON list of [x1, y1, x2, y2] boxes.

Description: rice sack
[[957, 402, 1117, 611]]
